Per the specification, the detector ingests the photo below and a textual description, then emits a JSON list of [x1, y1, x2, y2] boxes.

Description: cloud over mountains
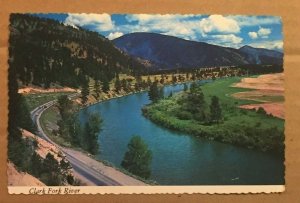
[[62, 13, 282, 51]]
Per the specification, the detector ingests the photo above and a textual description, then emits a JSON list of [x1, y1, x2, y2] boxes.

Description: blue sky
[[35, 13, 283, 51]]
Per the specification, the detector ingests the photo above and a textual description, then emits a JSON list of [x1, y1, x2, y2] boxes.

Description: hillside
[[9, 14, 144, 88], [7, 162, 46, 186], [113, 32, 283, 70], [239, 45, 283, 65]]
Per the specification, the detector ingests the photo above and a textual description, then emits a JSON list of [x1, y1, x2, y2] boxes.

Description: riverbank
[[142, 76, 284, 153]]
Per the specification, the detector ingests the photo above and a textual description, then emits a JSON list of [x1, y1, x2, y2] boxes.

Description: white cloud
[[257, 27, 271, 38], [248, 27, 272, 40], [209, 34, 243, 47], [199, 15, 240, 34], [62, 14, 282, 49], [107, 32, 124, 40], [248, 40, 283, 50], [122, 14, 199, 40], [248, 32, 258, 39], [121, 14, 242, 42], [228, 16, 281, 27], [65, 13, 114, 31], [126, 14, 195, 23]]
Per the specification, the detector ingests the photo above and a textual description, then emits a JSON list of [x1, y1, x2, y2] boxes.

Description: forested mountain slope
[[9, 14, 144, 88]]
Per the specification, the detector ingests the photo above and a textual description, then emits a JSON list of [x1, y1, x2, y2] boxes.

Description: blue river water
[[79, 81, 284, 185]]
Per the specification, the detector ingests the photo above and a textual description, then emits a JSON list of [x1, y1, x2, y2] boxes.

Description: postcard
[[7, 13, 285, 194]]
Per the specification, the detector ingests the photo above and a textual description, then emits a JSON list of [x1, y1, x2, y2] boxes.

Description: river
[[79, 81, 284, 185]]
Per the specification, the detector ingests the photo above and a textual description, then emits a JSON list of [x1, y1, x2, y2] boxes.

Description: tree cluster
[[148, 81, 164, 103], [56, 95, 102, 155], [121, 135, 152, 179], [177, 83, 222, 123]]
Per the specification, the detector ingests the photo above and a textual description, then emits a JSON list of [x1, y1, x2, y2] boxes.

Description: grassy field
[[143, 77, 284, 153], [24, 92, 73, 112], [200, 77, 284, 130]]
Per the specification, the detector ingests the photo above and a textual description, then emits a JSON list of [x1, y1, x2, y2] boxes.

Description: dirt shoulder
[[18, 86, 77, 94]]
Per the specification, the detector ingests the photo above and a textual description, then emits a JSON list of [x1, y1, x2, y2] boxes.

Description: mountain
[[113, 32, 283, 69], [238, 45, 283, 65], [9, 14, 144, 88]]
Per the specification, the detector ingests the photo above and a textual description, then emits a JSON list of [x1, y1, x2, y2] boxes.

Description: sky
[[35, 13, 283, 51]]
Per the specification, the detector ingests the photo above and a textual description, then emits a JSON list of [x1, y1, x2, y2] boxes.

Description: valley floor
[[232, 73, 284, 119]]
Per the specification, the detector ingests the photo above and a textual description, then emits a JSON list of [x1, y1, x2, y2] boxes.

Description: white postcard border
[[8, 185, 285, 194]]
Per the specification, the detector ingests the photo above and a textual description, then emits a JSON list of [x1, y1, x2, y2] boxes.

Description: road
[[30, 93, 121, 186]]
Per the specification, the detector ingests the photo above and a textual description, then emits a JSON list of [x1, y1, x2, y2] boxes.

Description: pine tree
[[160, 74, 165, 84], [114, 77, 121, 92], [121, 135, 152, 179], [102, 78, 110, 93], [183, 83, 188, 91], [148, 81, 160, 102], [210, 96, 222, 123], [147, 76, 152, 87], [83, 113, 102, 154], [94, 79, 101, 99], [172, 74, 177, 84], [81, 78, 89, 105]]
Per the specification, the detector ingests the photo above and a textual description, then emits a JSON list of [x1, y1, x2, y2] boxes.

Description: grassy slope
[[143, 77, 284, 152], [24, 92, 73, 112]]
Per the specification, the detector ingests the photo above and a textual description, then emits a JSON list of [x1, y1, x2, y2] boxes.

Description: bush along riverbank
[[142, 78, 284, 154]]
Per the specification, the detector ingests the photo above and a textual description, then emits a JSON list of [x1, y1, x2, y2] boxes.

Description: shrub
[[176, 111, 193, 120]]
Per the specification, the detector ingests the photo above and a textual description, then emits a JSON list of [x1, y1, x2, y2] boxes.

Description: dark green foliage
[[159, 86, 164, 99], [176, 111, 193, 120], [172, 75, 177, 83], [94, 79, 101, 99], [37, 153, 59, 185], [257, 107, 267, 115], [30, 151, 42, 176], [57, 95, 74, 119], [121, 135, 152, 179], [189, 82, 198, 92], [121, 79, 129, 92], [102, 78, 110, 93], [57, 95, 77, 140], [8, 39, 36, 170], [183, 83, 188, 91], [81, 78, 90, 105], [9, 14, 145, 89], [178, 84, 207, 122], [18, 96, 35, 133], [83, 113, 102, 154], [115, 77, 122, 92], [159, 74, 165, 84], [147, 76, 152, 87], [148, 81, 160, 102], [210, 96, 222, 123]]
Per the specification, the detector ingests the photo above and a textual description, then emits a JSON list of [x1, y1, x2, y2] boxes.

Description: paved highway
[[30, 93, 121, 186]]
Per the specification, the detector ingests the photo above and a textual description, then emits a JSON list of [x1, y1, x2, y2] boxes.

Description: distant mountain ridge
[[113, 32, 283, 70], [238, 45, 283, 65]]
